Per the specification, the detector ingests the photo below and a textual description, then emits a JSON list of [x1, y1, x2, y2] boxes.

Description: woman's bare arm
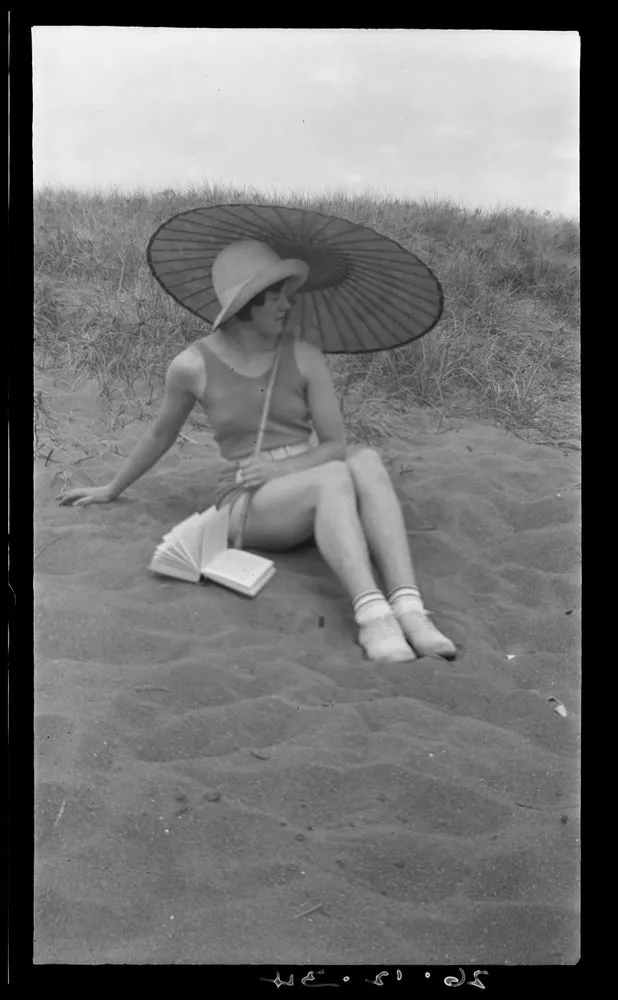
[[107, 358, 197, 496], [58, 353, 199, 505]]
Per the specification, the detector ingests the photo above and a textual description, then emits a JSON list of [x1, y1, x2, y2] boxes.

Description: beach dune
[[34, 385, 580, 965]]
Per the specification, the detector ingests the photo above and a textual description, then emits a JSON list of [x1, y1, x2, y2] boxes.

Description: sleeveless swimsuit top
[[192, 333, 313, 462]]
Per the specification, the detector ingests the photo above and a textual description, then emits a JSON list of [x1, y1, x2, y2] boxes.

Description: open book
[[149, 505, 275, 597]]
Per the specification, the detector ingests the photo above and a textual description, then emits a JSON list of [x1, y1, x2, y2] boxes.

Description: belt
[[234, 441, 312, 484]]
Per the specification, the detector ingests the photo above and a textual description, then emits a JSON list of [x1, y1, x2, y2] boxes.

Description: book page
[[163, 512, 201, 540], [203, 558, 275, 596], [159, 537, 196, 564], [199, 505, 229, 571], [205, 547, 273, 588], [152, 545, 193, 570], [149, 551, 200, 583], [161, 512, 203, 565], [167, 511, 212, 570]]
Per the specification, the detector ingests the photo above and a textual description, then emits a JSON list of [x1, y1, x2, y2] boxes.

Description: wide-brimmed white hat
[[211, 240, 309, 329]]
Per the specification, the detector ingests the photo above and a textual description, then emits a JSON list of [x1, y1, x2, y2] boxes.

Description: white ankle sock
[[388, 585, 426, 614], [353, 589, 392, 625]]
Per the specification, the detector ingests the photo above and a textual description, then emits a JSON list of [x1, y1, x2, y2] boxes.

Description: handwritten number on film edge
[[261, 967, 488, 988], [445, 968, 489, 989]]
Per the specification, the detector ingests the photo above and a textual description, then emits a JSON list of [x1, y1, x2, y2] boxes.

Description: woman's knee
[[315, 459, 356, 497], [346, 446, 388, 479]]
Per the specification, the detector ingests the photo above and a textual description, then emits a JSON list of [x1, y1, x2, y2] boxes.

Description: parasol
[[147, 203, 444, 354]]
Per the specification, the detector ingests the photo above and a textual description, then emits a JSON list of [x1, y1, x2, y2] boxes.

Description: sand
[[34, 381, 581, 965]]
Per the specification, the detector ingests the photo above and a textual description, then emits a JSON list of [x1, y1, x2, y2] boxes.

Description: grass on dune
[[34, 182, 580, 455]]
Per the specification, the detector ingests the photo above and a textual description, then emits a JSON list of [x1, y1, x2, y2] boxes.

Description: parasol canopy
[[147, 203, 444, 354]]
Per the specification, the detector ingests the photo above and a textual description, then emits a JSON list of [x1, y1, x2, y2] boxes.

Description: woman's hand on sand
[[56, 484, 117, 507], [237, 455, 282, 489]]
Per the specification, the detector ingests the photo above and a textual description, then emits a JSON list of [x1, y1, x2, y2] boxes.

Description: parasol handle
[[233, 336, 285, 550]]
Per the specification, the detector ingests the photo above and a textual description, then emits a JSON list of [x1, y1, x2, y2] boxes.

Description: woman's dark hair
[[233, 280, 287, 322]]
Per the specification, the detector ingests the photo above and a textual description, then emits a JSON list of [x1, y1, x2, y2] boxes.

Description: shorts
[[215, 441, 314, 535]]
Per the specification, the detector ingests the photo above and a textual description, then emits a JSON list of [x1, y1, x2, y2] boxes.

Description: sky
[[32, 27, 580, 217]]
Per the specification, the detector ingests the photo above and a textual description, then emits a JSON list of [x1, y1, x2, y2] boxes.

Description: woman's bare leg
[[345, 447, 456, 659], [231, 461, 377, 596], [227, 461, 415, 662], [345, 447, 419, 594]]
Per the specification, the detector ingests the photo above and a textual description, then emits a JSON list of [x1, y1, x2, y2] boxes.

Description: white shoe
[[395, 609, 457, 659], [357, 613, 417, 662]]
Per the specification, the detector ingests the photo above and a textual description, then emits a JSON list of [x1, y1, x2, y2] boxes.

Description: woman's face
[[250, 281, 293, 337]]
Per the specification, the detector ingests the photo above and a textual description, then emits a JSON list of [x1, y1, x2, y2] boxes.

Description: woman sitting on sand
[[59, 240, 456, 664]]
